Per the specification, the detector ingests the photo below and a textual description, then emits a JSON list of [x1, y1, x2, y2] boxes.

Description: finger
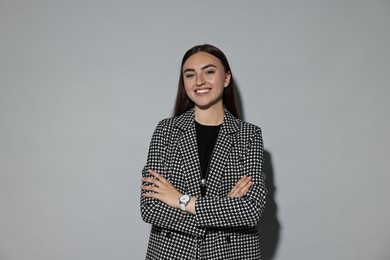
[[228, 176, 253, 197], [236, 178, 252, 191], [148, 170, 168, 183], [235, 176, 248, 188], [229, 176, 249, 196], [236, 176, 252, 191], [228, 182, 238, 196], [228, 176, 244, 196], [140, 185, 159, 193], [142, 190, 160, 198], [141, 177, 160, 186], [228, 179, 243, 197], [236, 181, 253, 197], [144, 169, 156, 177]]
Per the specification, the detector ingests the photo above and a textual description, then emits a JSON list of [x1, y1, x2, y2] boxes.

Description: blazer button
[[226, 235, 231, 243], [165, 231, 172, 239]]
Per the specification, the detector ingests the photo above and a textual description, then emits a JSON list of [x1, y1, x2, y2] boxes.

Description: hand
[[227, 176, 253, 198], [141, 169, 182, 209]]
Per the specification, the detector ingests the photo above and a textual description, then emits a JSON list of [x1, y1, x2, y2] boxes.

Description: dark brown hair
[[172, 44, 240, 119]]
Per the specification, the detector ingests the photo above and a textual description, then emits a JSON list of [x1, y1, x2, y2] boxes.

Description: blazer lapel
[[174, 108, 239, 197], [179, 126, 202, 195], [206, 109, 239, 196], [174, 108, 201, 196]]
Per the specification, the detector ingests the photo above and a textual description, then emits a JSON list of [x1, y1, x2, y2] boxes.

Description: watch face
[[180, 194, 190, 203]]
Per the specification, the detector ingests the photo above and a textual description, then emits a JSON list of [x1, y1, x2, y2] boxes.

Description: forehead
[[183, 52, 223, 69]]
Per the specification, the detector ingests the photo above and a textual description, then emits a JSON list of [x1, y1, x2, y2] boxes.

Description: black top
[[195, 121, 221, 196]]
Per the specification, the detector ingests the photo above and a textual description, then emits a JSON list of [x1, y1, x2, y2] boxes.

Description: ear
[[224, 72, 232, 88]]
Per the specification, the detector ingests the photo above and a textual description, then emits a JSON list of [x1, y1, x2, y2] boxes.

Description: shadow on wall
[[258, 151, 280, 260], [234, 79, 281, 259]]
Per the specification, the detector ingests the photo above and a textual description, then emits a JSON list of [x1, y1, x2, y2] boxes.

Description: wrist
[[179, 194, 191, 212]]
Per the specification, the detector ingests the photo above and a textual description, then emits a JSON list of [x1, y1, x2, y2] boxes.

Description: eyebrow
[[183, 64, 217, 73]]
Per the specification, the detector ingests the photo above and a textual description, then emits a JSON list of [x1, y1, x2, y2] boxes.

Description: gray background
[[1, 0, 389, 259]]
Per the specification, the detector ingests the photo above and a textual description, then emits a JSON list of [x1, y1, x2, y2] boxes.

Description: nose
[[196, 75, 205, 87]]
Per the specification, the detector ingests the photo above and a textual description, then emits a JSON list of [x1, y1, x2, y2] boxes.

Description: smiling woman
[[173, 44, 240, 121], [182, 52, 231, 124], [140, 44, 267, 259]]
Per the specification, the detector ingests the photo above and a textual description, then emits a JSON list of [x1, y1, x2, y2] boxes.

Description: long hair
[[172, 44, 240, 119]]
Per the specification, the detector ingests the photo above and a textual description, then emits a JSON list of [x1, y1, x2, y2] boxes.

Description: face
[[182, 52, 231, 111]]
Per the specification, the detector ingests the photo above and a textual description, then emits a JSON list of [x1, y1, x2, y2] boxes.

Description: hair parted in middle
[[172, 44, 240, 119]]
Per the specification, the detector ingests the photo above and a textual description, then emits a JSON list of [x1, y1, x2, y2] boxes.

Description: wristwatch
[[179, 194, 191, 212]]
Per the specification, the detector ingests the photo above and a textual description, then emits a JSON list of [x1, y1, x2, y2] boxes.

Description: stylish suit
[[141, 108, 267, 260]]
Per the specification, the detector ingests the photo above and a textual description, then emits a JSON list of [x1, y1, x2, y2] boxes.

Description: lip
[[195, 88, 211, 94]]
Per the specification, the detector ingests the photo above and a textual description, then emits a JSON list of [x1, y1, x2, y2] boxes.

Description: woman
[[140, 44, 266, 259]]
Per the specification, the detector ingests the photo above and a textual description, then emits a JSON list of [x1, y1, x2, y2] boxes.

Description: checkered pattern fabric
[[141, 108, 267, 260]]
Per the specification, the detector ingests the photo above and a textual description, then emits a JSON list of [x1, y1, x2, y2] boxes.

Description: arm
[[140, 121, 265, 231], [140, 120, 203, 237], [195, 128, 267, 228], [142, 171, 253, 215]]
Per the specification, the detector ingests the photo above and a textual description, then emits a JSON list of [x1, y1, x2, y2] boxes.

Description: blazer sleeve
[[140, 120, 205, 238], [195, 127, 267, 228]]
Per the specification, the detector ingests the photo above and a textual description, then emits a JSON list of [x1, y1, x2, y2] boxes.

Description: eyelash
[[184, 71, 215, 78]]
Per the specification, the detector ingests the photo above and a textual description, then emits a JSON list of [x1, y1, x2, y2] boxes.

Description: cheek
[[183, 80, 193, 93]]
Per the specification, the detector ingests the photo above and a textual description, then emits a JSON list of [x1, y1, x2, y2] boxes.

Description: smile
[[195, 89, 210, 94]]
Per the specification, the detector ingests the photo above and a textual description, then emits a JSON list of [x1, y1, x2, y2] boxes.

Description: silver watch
[[179, 194, 191, 211]]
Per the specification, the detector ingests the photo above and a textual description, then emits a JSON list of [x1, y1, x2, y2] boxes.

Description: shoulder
[[154, 108, 194, 132], [152, 117, 177, 138], [234, 119, 263, 147], [224, 109, 262, 136], [236, 118, 262, 133], [155, 115, 185, 130], [152, 114, 187, 139], [155, 117, 176, 129], [236, 119, 261, 131]]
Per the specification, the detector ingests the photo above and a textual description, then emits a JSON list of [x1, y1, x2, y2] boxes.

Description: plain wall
[[1, 1, 389, 259]]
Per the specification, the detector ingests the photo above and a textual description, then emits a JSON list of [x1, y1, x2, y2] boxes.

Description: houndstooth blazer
[[141, 107, 267, 260]]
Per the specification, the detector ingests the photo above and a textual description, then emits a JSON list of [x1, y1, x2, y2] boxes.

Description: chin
[[194, 101, 222, 111]]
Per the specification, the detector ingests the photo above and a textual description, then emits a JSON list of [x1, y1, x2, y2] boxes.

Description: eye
[[184, 73, 194, 79], [205, 70, 215, 75]]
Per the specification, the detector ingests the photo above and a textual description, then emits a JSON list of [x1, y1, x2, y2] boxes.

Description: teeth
[[196, 89, 209, 94]]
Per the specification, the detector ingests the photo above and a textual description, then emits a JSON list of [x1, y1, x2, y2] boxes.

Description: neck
[[194, 104, 224, 126]]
